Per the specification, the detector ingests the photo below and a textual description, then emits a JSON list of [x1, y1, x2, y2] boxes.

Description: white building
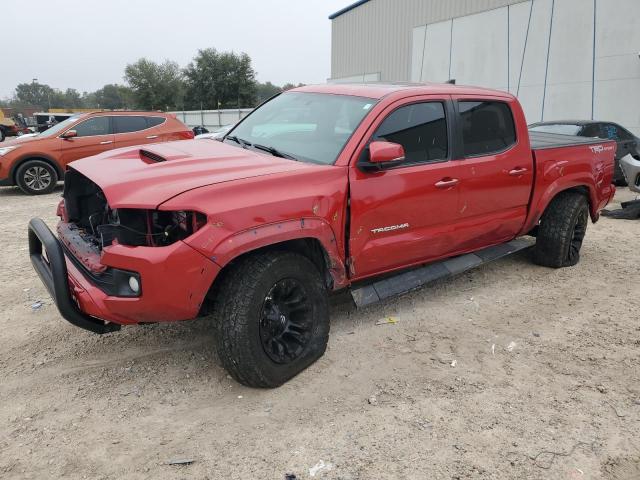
[[330, 0, 640, 134]]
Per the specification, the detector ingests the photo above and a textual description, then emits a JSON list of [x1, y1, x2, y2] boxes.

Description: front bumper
[[28, 218, 120, 334], [0, 176, 13, 187], [28, 218, 220, 333]]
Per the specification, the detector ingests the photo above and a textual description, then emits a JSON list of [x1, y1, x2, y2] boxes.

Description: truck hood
[[70, 140, 314, 208]]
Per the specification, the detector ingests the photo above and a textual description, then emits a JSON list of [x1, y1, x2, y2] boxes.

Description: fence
[[171, 108, 253, 131]]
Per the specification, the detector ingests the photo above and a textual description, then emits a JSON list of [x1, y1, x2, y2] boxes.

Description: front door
[[59, 116, 114, 167], [348, 97, 463, 280]]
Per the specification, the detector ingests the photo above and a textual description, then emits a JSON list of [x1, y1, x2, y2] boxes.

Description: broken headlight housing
[[97, 209, 207, 248]]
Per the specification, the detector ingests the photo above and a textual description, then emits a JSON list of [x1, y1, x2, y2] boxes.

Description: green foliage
[[256, 81, 283, 104], [183, 48, 258, 109], [2, 48, 305, 113], [124, 59, 184, 110], [93, 84, 133, 110]]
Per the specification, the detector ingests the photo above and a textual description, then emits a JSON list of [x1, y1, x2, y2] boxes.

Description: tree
[[124, 59, 184, 110], [282, 82, 306, 91], [256, 81, 282, 104], [15, 82, 56, 109], [93, 84, 133, 110], [183, 48, 257, 109]]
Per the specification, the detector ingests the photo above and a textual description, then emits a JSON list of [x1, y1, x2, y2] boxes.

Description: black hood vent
[[140, 149, 166, 163]]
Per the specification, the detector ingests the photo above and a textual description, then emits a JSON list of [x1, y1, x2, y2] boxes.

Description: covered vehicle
[[529, 120, 639, 186], [28, 83, 616, 388]]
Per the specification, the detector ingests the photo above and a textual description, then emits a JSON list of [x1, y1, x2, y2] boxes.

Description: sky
[[1, 0, 350, 99]]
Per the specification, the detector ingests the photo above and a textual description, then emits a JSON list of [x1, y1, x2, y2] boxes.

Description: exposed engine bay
[[61, 169, 206, 252]]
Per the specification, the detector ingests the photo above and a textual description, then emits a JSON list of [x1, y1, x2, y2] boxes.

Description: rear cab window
[[458, 101, 516, 157]]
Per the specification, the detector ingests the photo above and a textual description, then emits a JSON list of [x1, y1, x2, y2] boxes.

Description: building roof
[[328, 0, 371, 20]]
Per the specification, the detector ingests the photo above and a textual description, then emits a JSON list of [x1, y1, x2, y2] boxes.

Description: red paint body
[[54, 84, 616, 326]]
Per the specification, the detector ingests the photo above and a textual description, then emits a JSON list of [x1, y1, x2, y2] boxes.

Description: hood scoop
[[140, 149, 167, 163]]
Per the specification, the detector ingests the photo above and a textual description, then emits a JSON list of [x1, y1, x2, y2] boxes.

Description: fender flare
[[522, 177, 599, 234], [187, 217, 348, 290]]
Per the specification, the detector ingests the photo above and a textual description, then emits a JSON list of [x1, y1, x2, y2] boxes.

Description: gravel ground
[[0, 185, 639, 480]]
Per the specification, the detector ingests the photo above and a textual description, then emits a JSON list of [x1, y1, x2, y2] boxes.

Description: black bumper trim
[[28, 218, 121, 334], [0, 177, 13, 187]]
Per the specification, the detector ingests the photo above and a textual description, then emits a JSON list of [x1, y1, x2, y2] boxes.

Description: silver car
[[620, 154, 640, 194]]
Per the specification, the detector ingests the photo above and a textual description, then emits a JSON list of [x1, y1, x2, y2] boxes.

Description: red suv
[[0, 111, 193, 195]]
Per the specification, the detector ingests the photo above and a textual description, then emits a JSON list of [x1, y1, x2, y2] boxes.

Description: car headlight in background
[[0, 146, 18, 157]]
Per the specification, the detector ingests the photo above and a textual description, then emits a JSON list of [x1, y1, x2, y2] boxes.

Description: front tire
[[533, 191, 589, 268], [16, 160, 58, 195], [212, 251, 330, 388]]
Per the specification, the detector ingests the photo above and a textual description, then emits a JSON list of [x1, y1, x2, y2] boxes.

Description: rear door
[[451, 97, 533, 251], [113, 115, 165, 149], [348, 96, 464, 279], [58, 116, 114, 166]]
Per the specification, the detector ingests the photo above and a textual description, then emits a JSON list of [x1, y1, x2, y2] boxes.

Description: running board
[[350, 238, 535, 308]]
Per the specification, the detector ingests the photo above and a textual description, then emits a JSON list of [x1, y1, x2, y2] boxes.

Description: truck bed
[[529, 131, 606, 150]]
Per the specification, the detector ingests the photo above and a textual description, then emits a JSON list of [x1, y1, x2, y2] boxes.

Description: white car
[[195, 124, 234, 141]]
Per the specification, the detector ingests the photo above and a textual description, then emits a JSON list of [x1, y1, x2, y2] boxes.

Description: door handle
[[99, 140, 113, 145], [146, 135, 159, 139], [435, 178, 459, 189], [508, 167, 528, 176]]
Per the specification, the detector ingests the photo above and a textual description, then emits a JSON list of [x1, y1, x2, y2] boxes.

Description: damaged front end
[[56, 169, 208, 298], [61, 169, 207, 252]]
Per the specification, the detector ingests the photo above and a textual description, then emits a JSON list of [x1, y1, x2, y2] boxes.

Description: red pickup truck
[[28, 84, 616, 387]]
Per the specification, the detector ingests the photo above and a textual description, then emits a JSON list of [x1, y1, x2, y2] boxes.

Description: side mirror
[[62, 130, 77, 139], [360, 141, 405, 171]]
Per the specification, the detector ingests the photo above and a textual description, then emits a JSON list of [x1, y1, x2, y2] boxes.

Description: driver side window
[[73, 117, 111, 137], [372, 102, 448, 165]]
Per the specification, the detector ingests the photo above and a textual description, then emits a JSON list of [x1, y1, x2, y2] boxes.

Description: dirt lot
[[0, 185, 639, 480]]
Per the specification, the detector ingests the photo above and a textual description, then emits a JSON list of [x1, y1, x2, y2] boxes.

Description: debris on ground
[[166, 458, 195, 466], [596, 385, 607, 394], [368, 395, 378, 405], [602, 199, 640, 220], [450, 359, 457, 367], [506, 341, 517, 352], [376, 316, 398, 325], [30, 301, 43, 310], [309, 460, 333, 477], [284, 474, 298, 480]]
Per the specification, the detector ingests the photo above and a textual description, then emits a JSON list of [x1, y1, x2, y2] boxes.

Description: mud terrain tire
[[213, 251, 329, 388], [533, 191, 589, 268]]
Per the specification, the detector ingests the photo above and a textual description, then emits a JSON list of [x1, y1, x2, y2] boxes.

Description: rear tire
[[16, 160, 58, 195], [0, 128, 5, 142], [212, 251, 330, 388], [533, 191, 589, 268]]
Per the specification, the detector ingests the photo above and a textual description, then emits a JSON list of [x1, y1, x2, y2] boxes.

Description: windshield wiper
[[226, 135, 251, 149], [252, 143, 298, 161]]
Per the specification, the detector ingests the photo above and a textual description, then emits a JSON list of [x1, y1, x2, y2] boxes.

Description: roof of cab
[[291, 83, 514, 100]]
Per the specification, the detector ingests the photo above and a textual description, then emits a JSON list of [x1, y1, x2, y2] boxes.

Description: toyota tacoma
[[28, 84, 616, 387]]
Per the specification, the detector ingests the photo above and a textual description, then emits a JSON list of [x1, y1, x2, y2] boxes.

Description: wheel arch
[[11, 155, 64, 185], [198, 234, 346, 317]]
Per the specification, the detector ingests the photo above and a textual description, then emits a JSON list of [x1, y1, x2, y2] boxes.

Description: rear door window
[[459, 101, 516, 157], [146, 117, 166, 128], [73, 117, 111, 137], [372, 102, 448, 164], [114, 116, 148, 134]]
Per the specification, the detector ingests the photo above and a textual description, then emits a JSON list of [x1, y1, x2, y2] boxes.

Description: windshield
[[37, 115, 82, 138], [529, 124, 581, 136], [226, 92, 376, 164]]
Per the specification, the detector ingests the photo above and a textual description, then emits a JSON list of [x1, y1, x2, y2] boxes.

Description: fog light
[[128, 276, 140, 293]]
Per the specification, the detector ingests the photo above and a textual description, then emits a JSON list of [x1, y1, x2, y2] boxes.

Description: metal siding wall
[[330, 0, 529, 81]]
